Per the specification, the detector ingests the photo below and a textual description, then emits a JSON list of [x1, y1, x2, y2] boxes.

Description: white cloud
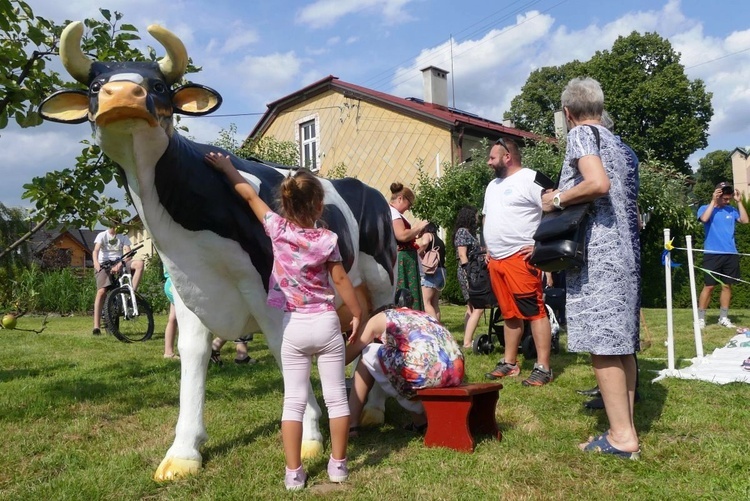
[[2, 125, 92, 208], [390, 11, 557, 121], [296, 0, 416, 29], [208, 28, 260, 55], [232, 52, 304, 97]]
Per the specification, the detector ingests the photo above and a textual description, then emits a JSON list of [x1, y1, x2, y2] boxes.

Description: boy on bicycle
[[92, 226, 144, 335]]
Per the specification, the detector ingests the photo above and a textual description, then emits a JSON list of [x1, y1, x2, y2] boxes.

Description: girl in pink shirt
[[205, 152, 362, 491]]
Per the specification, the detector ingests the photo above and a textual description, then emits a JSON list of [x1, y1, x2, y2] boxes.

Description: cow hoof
[[300, 439, 324, 459], [153, 457, 202, 482], [360, 407, 385, 427]]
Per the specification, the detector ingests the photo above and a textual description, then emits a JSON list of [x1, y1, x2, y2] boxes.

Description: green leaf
[[0, 111, 8, 129], [26, 25, 45, 46]]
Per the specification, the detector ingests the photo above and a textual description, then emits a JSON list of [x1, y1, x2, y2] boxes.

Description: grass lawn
[[1, 306, 749, 499]]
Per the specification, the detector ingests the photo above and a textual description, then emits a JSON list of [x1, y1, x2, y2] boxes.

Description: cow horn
[[148, 25, 188, 86], [60, 22, 93, 84]]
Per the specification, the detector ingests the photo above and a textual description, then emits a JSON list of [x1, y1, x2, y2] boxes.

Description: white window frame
[[295, 114, 320, 171]]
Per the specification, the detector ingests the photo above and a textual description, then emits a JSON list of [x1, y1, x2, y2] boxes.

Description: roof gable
[[249, 75, 540, 143]]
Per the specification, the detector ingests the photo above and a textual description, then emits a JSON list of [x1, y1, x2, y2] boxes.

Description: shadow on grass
[[0, 363, 74, 383], [585, 357, 668, 435], [1, 354, 287, 423], [201, 419, 279, 465]]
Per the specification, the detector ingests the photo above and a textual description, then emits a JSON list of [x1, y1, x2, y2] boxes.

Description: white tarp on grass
[[655, 333, 750, 385]]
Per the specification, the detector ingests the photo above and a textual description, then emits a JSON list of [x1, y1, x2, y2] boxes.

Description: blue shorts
[[164, 277, 174, 304], [421, 267, 445, 290]]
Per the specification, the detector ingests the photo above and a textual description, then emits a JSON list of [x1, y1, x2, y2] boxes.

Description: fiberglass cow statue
[[40, 22, 397, 481]]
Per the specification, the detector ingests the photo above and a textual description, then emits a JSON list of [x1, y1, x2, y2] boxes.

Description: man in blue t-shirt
[[697, 182, 749, 329]]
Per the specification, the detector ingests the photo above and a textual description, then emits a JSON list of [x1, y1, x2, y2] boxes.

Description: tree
[[212, 123, 300, 166], [0, 202, 31, 309], [504, 61, 585, 137], [693, 149, 732, 204], [588, 32, 713, 172], [0, 1, 64, 129], [505, 31, 713, 174]]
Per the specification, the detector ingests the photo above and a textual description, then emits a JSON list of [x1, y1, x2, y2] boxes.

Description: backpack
[[420, 235, 441, 275], [465, 249, 496, 309]]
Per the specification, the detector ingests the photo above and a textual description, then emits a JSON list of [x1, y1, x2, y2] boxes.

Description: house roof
[[29, 226, 100, 255], [249, 75, 540, 143]]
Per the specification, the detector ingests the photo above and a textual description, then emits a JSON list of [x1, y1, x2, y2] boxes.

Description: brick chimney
[[421, 66, 449, 108]]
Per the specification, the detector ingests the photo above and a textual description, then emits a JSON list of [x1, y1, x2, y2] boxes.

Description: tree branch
[[0, 215, 50, 261]]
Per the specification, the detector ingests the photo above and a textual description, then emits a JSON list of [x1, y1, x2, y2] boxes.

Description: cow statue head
[[40, 21, 222, 135]]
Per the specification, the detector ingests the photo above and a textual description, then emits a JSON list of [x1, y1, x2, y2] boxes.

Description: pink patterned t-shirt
[[262, 211, 342, 313]]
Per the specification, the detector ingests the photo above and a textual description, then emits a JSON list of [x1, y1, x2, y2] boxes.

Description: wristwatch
[[553, 192, 565, 210]]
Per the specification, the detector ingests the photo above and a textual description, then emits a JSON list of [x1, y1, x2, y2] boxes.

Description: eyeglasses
[[495, 137, 510, 153]]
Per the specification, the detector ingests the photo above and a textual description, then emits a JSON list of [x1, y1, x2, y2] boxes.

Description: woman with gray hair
[[541, 77, 641, 458]]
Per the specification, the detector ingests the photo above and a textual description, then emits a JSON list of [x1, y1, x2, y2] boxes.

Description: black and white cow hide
[[40, 21, 397, 481]]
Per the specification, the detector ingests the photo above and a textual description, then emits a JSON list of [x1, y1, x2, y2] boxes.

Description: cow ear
[[39, 90, 89, 124], [172, 84, 222, 116]]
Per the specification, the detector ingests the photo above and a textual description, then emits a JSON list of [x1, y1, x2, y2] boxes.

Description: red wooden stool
[[415, 382, 503, 452]]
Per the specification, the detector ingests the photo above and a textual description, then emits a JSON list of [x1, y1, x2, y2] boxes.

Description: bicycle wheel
[[103, 286, 154, 342]]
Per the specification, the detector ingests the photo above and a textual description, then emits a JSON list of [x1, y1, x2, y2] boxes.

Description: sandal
[[403, 422, 428, 434], [163, 353, 180, 360], [579, 430, 608, 449], [210, 350, 223, 366], [582, 433, 640, 460], [234, 356, 257, 365]]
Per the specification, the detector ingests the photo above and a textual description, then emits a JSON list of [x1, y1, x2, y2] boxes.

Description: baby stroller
[[472, 287, 564, 358]]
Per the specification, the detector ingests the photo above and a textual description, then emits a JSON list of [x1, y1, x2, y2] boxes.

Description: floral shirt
[[377, 309, 464, 398], [262, 211, 342, 313]]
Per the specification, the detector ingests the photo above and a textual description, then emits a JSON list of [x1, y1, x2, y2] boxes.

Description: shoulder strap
[[556, 124, 601, 187], [586, 124, 601, 148]]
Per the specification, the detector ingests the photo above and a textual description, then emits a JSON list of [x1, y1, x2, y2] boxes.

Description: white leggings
[[280, 310, 349, 422]]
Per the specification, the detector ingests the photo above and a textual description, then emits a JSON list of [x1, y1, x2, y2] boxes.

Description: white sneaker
[[718, 317, 736, 328], [698, 318, 705, 329]]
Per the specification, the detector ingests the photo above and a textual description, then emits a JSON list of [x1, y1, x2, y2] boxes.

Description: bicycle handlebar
[[100, 244, 144, 270]]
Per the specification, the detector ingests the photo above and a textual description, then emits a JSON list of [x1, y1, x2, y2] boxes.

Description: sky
[[3, 0, 750, 211]]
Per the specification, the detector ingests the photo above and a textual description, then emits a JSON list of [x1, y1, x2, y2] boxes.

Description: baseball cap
[[716, 182, 733, 194]]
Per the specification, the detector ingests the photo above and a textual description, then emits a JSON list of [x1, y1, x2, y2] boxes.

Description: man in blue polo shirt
[[697, 182, 749, 329]]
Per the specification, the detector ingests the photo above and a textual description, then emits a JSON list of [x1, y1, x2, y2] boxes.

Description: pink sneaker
[[285, 466, 306, 491], [327, 456, 349, 482]]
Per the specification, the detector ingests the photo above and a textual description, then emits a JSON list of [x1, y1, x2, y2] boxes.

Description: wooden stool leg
[[422, 398, 474, 452], [469, 391, 501, 440]]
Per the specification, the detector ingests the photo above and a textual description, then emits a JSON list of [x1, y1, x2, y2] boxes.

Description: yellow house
[[731, 147, 750, 195], [248, 67, 538, 196], [124, 216, 158, 264]]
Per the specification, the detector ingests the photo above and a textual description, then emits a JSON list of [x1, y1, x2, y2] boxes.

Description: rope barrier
[[662, 243, 750, 285], [671, 247, 750, 258]]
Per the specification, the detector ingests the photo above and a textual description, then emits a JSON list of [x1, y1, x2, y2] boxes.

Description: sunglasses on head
[[495, 138, 509, 152]]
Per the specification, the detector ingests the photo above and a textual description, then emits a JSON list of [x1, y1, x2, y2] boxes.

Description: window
[[296, 116, 320, 171]]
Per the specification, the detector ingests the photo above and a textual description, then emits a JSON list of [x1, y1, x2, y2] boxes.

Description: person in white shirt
[[91, 226, 144, 335], [483, 138, 553, 386]]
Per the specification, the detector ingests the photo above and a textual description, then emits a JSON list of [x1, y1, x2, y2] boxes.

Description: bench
[[415, 382, 503, 452]]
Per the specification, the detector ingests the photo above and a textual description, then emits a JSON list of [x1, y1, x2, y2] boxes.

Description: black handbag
[[528, 203, 591, 272], [528, 125, 600, 272]]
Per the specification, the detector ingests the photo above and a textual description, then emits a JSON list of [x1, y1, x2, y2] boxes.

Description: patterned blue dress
[[560, 124, 640, 355]]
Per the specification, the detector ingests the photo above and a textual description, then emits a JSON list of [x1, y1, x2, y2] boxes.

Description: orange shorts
[[487, 252, 546, 321]]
